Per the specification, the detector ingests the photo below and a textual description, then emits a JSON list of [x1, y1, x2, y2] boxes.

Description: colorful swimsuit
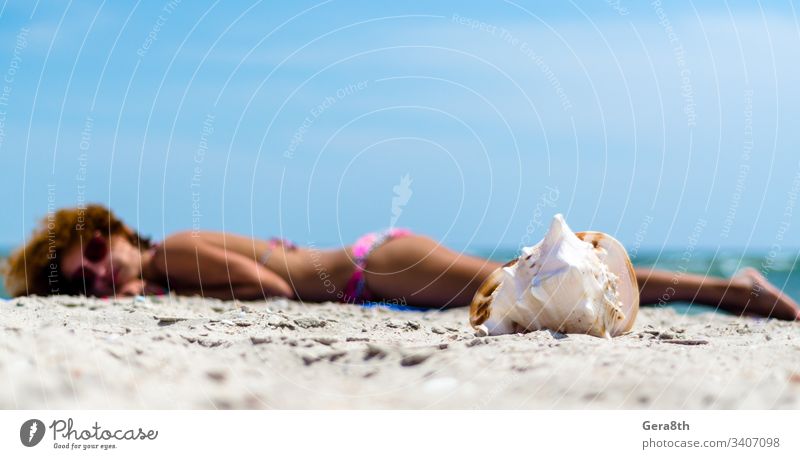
[[257, 238, 297, 266], [260, 229, 412, 304], [342, 228, 412, 303]]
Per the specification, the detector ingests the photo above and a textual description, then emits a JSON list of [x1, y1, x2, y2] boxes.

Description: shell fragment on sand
[[469, 214, 639, 338]]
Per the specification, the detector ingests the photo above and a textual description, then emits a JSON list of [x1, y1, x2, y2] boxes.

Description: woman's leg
[[364, 235, 501, 308], [636, 267, 800, 320]]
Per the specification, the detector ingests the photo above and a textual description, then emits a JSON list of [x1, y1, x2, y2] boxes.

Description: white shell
[[470, 214, 639, 338]]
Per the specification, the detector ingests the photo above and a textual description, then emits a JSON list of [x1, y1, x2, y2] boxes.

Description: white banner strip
[[1, 410, 797, 458]]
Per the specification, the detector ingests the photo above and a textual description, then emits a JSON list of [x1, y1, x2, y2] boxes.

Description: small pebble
[[549, 331, 568, 340], [154, 316, 187, 326], [250, 336, 272, 345], [400, 352, 432, 367], [294, 317, 327, 329], [197, 338, 226, 348], [268, 319, 296, 330], [206, 370, 226, 382], [346, 337, 370, 342], [661, 339, 709, 346], [364, 344, 389, 360]]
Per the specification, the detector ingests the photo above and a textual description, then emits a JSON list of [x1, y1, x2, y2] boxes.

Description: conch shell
[[470, 214, 639, 338]]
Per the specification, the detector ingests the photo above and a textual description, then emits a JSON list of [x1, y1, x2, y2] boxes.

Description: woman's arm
[[176, 283, 280, 301], [116, 278, 166, 296], [153, 232, 294, 300]]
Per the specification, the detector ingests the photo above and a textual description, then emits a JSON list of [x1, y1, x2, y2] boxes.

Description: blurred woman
[[3, 204, 798, 320]]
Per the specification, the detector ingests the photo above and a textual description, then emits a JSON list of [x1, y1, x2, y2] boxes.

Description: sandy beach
[[1, 295, 799, 409]]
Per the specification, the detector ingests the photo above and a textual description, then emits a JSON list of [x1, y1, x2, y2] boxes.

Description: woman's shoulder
[[162, 230, 240, 246], [157, 230, 213, 248], [143, 232, 205, 280]]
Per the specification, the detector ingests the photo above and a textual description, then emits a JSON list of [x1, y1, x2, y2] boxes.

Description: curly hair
[[2, 204, 151, 297]]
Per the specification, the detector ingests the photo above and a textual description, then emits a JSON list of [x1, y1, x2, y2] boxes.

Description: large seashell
[[470, 214, 639, 338]]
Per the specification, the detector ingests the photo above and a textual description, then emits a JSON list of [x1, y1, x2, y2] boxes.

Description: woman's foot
[[731, 268, 800, 321]]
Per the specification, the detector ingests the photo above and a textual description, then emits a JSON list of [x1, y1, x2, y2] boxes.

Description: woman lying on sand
[[4, 204, 799, 320]]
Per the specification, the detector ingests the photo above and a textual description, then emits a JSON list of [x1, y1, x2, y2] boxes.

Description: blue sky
[[1, 0, 799, 254]]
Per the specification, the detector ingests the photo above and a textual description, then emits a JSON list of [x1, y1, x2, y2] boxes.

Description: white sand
[[1, 295, 799, 409]]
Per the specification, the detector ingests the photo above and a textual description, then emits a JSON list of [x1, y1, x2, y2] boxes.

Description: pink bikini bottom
[[259, 229, 412, 304], [342, 228, 412, 303]]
